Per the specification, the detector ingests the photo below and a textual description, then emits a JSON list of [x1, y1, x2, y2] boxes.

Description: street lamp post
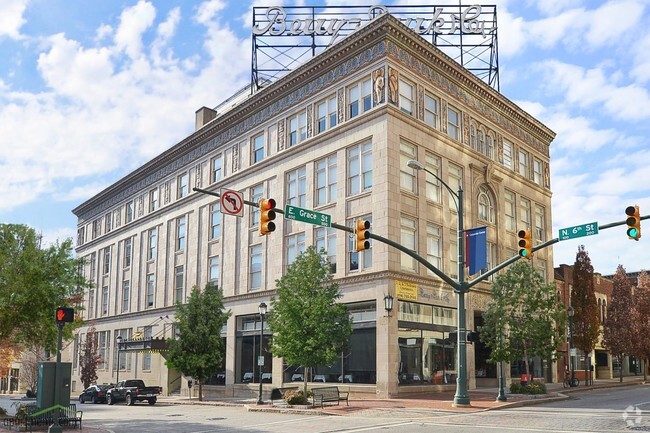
[[408, 159, 470, 407], [257, 302, 267, 405], [567, 306, 575, 386], [496, 325, 507, 402], [116, 335, 123, 384]]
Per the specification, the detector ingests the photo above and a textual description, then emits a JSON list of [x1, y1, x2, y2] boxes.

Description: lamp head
[[406, 159, 424, 170], [567, 306, 574, 318], [259, 302, 267, 316]]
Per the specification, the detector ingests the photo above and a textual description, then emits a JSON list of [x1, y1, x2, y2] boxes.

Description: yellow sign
[[395, 281, 418, 301]]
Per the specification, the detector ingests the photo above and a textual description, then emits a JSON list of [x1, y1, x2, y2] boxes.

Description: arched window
[[486, 134, 494, 159], [477, 185, 495, 223], [470, 125, 477, 149], [478, 130, 485, 154]]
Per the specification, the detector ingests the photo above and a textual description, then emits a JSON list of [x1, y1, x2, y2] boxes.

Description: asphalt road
[[2, 385, 650, 432]]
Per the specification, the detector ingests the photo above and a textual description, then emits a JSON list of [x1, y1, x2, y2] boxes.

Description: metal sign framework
[[251, 4, 499, 91]]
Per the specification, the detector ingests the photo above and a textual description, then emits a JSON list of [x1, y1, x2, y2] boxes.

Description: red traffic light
[[356, 220, 370, 251], [259, 198, 276, 236], [56, 307, 74, 323]]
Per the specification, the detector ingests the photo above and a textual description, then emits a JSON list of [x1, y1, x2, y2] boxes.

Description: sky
[[0, 0, 648, 276]]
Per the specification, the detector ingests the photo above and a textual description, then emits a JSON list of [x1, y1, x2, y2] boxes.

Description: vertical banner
[[465, 226, 487, 276]]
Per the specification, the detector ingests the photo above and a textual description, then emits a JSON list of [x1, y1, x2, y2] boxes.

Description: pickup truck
[[106, 379, 162, 405]]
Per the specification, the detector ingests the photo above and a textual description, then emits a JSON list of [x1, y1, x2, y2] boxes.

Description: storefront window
[[398, 328, 455, 385], [235, 315, 271, 384]]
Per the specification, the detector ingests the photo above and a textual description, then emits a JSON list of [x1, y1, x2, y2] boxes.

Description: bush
[[26, 389, 36, 398], [510, 380, 546, 395], [283, 390, 310, 405]]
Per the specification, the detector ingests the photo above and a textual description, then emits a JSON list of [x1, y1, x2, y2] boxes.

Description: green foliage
[[0, 224, 89, 351], [480, 261, 566, 369], [268, 246, 352, 393], [603, 265, 635, 381], [166, 283, 231, 401], [509, 380, 546, 395], [571, 246, 601, 355]]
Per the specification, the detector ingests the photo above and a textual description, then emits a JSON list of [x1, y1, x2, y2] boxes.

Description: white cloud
[[0, 0, 28, 39], [114, 0, 157, 59]]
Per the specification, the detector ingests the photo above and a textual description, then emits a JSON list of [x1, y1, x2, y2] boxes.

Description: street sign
[[559, 222, 599, 241], [284, 205, 331, 227], [220, 189, 244, 217]]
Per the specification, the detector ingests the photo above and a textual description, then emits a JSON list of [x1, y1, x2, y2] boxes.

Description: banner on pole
[[465, 226, 487, 276]]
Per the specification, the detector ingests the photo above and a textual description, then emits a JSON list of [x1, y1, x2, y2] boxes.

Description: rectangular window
[[250, 245, 262, 290], [250, 184, 263, 227], [146, 274, 154, 308], [400, 141, 417, 193], [123, 238, 132, 268], [349, 216, 372, 271], [535, 205, 546, 242], [520, 197, 531, 227], [148, 228, 157, 260], [252, 132, 265, 164], [88, 289, 95, 319], [536, 259, 547, 282], [122, 280, 130, 312], [448, 163, 462, 210], [178, 173, 189, 198], [77, 227, 85, 246], [176, 216, 186, 251], [426, 223, 442, 273], [447, 106, 460, 140], [98, 331, 108, 370], [348, 78, 372, 118], [92, 219, 100, 239], [286, 233, 306, 267], [449, 235, 458, 279], [210, 202, 222, 240], [286, 167, 307, 208], [533, 158, 543, 185], [400, 216, 417, 271], [103, 246, 111, 275], [315, 155, 337, 206], [90, 252, 96, 278], [424, 92, 438, 128], [347, 142, 372, 195], [209, 256, 220, 287], [518, 150, 529, 178], [317, 95, 337, 133], [102, 286, 109, 316], [315, 228, 336, 273], [104, 213, 112, 233], [504, 190, 516, 232], [503, 140, 513, 168], [126, 201, 134, 223], [423, 153, 441, 203], [399, 79, 414, 115], [288, 111, 307, 147], [142, 327, 152, 370], [211, 155, 223, 183], [150, 188, 159, 212], [175, 265, 184, 304]]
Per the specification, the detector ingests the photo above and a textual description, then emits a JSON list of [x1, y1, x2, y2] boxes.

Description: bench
[[270, 386, 299, 406], [312, 386, 349, 408], [24, 404, 82, 432]]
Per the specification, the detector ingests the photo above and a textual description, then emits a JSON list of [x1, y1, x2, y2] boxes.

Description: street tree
[[166, 283, 230, 401], [0, 224, 89, 350], [632, 271, 650, 381], [79, 327, 101, 389], [18, 346, 44, 396], [570, 246, 601, 385], [268, 246, 352, 394], [480, 261, 566, 380], [602, 264, 635, 382]]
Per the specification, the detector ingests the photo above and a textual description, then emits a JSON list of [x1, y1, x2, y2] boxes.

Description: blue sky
[[0, 0, 648, 275]]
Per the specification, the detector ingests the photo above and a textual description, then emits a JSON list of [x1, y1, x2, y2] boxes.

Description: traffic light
[[517, 229, 533, 259], [625, 205, 641, 240], [259, 198, 276, 236], [56, 307, 74, 323], [356, 220, 370, 251]]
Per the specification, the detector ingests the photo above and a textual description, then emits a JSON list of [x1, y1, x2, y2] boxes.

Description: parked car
[[106, 379, 162, 405], [79, 384, 113, 404]]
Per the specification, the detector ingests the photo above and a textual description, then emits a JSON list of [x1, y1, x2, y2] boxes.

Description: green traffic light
[[519, 249, 527, 257], [628, 228, 638, 238]]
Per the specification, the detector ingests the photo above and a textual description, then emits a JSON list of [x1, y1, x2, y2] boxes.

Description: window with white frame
[[252, 132, 265, 164], [348, 78, 372, 118], [105, 213, 112, 233], [286, 167, 307, 208], [209, 256, 220, 287], [148, 228, 157, 260], [447, 106, 460, 140], [424, 152, 441, 203], [477, 185, 495, 224], [123, 238, 132, 268], [92, 219, 100, 239], [211, 155, 223, 183], [88, 289, 95, 319], [177, 173, 189, 198], [315, 155, 337, 206], [449, 235, 458, 279], [536, 259, 547, 282], [470, 125, 476, 149], [142, 326, 152, 370], [424, 92, 438, 128], [102, 286, 109, 315], [401, 216, 417, 272], [250, 184, 263, 227], [533, 158, 543, 185], [122, 280, 130, 312], [399, 78, 414, 115], [146, 274, 154, 308], [349, 216, 372, 271], [210, 202, 222, 240], [126, 201, 134, 223], [535, 205, 546, 242], [503, 140, 513, 168], [426, 223, 442, 273], [249, 245, 262, 290], [347, 142, 372, 195], [448, 163, 462, 211], [317, 95, 337, 133], [400, 140, 417, 193], [175, 265, 184, 304], [478, 130, 485, 155], [98, 331, 108, 369], [150, 188, 159, 212], [485, 242, 497, 280], [504, 190, 516, 232], [103, 246, 111, 275], [486, 134, 494, 159], [518, 150, 529, 178], [315, 227, 337, 273], [288, 111, 307, 147], [520, 197, 531, 228], [286, 233, 306, 267], [176, 216, 186, 251], [90, 252, 96, 278]]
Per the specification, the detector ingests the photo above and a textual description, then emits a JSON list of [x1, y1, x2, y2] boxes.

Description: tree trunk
[[619, 355, 624, 382], [523, 347, 530, 382], [303, 367, 309, 395], [644, 357, 648, 382], [199, 381, 203, 401]]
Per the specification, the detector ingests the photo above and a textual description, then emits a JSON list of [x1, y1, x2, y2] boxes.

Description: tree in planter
[[268, 246, 352, 394], [633, 271, 650, 381], [79, 327, 101, 389], [480, 261, 566, 385], [570, 246, 601, 385], [166, 283, 230, 401], [602, 265, 635, 382]]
